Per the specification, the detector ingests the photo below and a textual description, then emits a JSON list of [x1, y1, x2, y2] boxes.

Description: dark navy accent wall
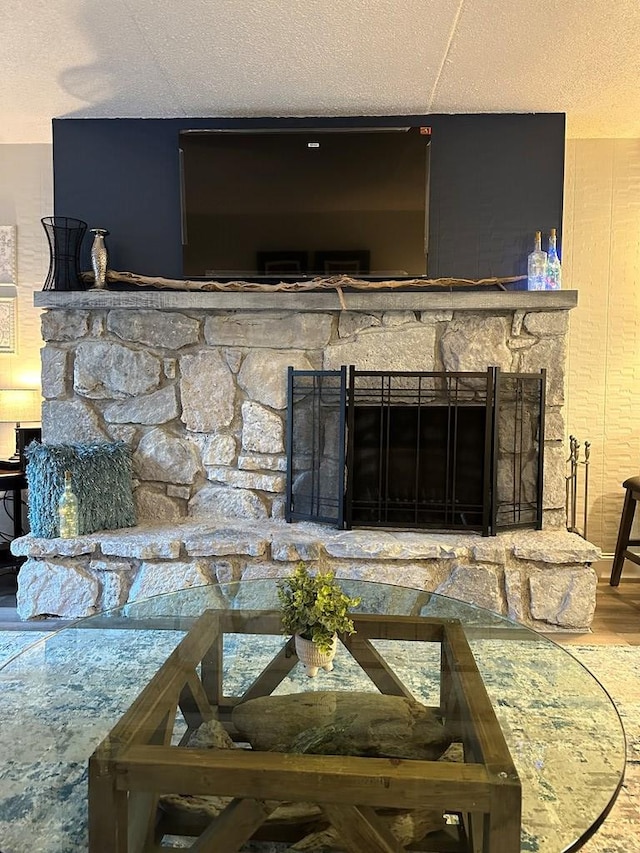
[[427, 113, 565, 279], [53, 113, 565, 281], [53, 118, 185, 277]]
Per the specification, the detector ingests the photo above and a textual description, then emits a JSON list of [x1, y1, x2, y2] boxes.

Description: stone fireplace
[[13, 287, 600, 628]]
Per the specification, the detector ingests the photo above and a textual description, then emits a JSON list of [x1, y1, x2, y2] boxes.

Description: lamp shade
[[0, 388, 41, 423]]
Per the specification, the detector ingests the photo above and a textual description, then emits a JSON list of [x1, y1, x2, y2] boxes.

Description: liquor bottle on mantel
[[546, 228, 562, 289], [527, 231, 547, 291], [58, 470, 79, 538]]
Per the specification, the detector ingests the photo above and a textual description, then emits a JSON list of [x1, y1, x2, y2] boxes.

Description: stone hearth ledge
[[11, 520, 600, 631]]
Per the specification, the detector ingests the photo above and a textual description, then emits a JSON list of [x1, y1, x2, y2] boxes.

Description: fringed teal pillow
[[26, 441, 137, 538]]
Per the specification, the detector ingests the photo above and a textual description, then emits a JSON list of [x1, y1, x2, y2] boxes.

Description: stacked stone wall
[[15, 298, 598, 626], [39, 306, 569, 527]]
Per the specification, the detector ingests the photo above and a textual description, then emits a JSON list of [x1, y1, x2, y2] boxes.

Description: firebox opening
[[350, 404, 486, 528]]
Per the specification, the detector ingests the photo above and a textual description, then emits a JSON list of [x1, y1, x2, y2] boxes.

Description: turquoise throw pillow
[[25, 441, 137, 538]]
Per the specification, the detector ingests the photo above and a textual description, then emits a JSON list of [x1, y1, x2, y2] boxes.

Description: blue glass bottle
[[546, 228, 562, 290]]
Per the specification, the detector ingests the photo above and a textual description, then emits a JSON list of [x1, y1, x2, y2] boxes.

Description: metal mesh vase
[[41, 216, 88, 291]]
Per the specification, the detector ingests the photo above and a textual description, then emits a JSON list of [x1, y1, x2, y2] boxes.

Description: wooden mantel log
[[81, 269, 526, 294]]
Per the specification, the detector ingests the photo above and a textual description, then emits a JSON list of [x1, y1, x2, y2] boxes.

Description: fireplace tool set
[[566, 435, 590, 539]]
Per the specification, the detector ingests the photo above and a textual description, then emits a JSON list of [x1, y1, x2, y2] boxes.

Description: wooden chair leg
[[610, 488, 636, 586]]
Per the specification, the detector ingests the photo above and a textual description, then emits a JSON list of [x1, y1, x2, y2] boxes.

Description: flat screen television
[[179, 125, 431, 279]]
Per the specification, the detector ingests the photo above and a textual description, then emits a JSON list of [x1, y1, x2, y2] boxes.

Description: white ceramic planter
[[294, 632, 338, 678]]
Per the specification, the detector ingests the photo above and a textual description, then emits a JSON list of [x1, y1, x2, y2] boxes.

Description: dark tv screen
[[180, 126, 431, 278]]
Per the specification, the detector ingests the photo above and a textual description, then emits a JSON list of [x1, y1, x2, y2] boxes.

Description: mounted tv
[[179, 126, 431, 279]]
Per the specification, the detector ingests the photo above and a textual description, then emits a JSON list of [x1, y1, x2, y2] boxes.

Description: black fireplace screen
[[286, 366, 546, 536]]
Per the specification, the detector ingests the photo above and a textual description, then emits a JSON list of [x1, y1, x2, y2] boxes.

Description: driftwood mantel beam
[[82, 270, 526, 293]]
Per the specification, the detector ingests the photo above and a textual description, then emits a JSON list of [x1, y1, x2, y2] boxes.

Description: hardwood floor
[[1, 559, 639, 642], [555, 559, 640, 647], [587, 575, 640, 645]]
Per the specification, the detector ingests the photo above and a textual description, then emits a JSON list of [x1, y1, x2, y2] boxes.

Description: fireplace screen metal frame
[[285, 367, 348, 527], [286, 366, 545, 536]]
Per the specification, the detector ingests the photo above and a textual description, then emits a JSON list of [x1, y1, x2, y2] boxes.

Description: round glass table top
[[0, 580, 625, 853]]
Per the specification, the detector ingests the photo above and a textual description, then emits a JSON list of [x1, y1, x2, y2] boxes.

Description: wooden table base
[[88, 610, 521, 852]]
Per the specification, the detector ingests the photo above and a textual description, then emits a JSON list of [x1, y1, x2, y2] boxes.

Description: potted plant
[[277, 563, 361, 677]]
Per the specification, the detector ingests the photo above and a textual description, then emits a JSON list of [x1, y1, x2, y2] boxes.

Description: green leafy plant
[[277, 563, 361, 654]]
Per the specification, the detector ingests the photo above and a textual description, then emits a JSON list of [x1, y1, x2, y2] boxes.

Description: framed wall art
[[0, 226, 17, 284], [0, 297, 16, 353]]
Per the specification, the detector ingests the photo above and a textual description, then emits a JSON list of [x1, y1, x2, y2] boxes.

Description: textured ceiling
[[3, 0, 640, 143]]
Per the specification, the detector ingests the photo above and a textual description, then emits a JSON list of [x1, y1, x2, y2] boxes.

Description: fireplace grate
[[286, 366, 545, 536]]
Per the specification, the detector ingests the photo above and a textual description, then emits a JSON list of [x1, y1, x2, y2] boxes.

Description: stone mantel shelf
[[34, 289, 578, 313]]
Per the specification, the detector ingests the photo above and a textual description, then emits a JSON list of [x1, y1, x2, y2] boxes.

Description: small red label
[[419, 126, 432, 135]]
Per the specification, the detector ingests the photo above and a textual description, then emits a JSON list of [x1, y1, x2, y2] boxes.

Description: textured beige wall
[[0, 144, 52, 459], [1, 139, 639, 550], [564, 138, 640, 552]]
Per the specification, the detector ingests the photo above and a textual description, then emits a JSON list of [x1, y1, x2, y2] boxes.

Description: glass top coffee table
[[0, 580, 625, 853]]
